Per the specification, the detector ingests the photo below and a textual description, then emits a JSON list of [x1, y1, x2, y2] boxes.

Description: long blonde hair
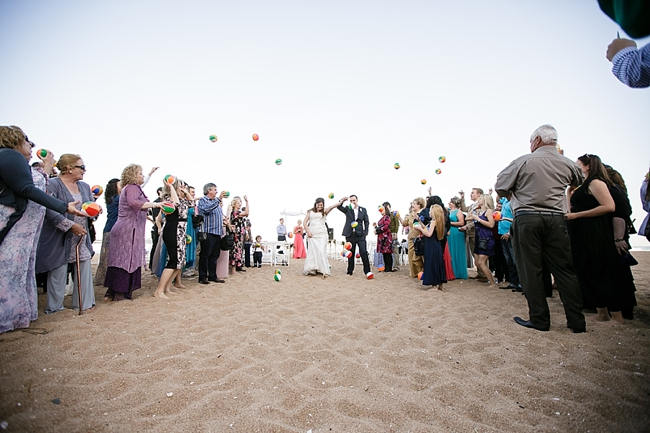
[[432, 204, 445, 240]]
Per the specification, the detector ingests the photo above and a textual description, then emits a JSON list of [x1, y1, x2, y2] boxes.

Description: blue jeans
[[501, 236, 520, 287]]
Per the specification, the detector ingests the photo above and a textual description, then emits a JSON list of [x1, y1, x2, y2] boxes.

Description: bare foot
[[173, 283, 187, 289], [437, 284, 444, 291], [153, 291, 169, 299], [103, 296, 112, 302], [610, 311, 624, 324], [596, 308, 611, 322]]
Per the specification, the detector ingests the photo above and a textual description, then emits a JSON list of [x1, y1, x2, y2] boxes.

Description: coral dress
[[293, 225, 306, 259]]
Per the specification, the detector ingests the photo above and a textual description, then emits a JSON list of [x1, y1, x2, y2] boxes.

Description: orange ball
[[252, 133, 259, 141]]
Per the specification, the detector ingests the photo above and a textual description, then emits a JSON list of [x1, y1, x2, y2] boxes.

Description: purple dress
[[104, 184, 148, 299]]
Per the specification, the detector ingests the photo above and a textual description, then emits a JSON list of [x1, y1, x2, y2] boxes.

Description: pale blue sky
[[1, 0, 648, 246]]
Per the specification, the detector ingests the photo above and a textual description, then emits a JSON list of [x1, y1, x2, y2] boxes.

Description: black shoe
[[236, 267, 246, 272], [513, 316, 549, 331], [569, 326, 586, 334], [199, 279, 209, 285], [499, 284, 514, 290]]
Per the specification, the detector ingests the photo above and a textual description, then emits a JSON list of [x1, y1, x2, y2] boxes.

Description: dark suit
[[337, 204, 371, 275]]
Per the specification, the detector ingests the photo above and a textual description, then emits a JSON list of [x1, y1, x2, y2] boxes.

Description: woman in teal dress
[[447, 197, 468, 279]]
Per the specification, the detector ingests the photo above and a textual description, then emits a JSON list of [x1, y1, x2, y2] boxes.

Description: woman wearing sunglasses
[[36, 153, 97, 315]]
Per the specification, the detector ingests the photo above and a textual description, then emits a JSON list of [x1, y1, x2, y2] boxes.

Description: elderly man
[[197, 183, 226, 284], [495, 124, 585, 333]]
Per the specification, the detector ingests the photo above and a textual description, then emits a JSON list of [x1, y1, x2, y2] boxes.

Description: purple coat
[[107, 184, 148, 273]]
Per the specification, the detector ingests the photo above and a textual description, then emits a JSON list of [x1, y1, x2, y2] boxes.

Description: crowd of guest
[[0, 123, 647, 335]]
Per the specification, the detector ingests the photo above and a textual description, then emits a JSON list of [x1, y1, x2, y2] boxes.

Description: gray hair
[[530, 124, 558, 145], [203, 182, 216, 195]]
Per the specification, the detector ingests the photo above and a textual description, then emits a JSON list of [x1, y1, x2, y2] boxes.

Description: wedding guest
[[403, 198, 425, 278], [1, 126, 83, 333], [497, 197, 521, 291], [640, 169, 650, 242], [243, 218, 253, 267], [104, 165, 161, 301], [184, 186, 198, 274], [292, 219, 306, 259], [447, 197, 467, 279], [228, 196, 249, 273], [197, 183, 227, 284], [467, 194, 496, 286], [496, 124, 585, 333], [303, 197, 338, 277], [376, 203, 393, 272], [385, 202, 401, 271], [36, 153, 96, 314], [413, 204, 446, 290], [566, 155, 620, 322], [459, 188, 483, 274], [153, 178, 191, 298], [148, 187, 163, 269], [605, 165, 638, 319], [94, 178, 120, 284], [277, 218, 287, 241]]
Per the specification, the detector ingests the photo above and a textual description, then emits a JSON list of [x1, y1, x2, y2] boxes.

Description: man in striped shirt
[[197, 183, 227, 284]]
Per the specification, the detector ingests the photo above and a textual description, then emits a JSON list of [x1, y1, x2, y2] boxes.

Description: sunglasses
[[74, 165, 86, 170]]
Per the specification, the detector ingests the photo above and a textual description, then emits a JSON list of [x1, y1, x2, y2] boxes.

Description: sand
[[1, 252, 649, 433]]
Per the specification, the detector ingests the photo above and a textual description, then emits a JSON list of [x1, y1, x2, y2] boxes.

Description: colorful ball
[[223, 191, 230, 198], [377, 266, 385, 272], [418, 271, 423, 280], [435, 169, 442, 175], [366, 272, 374, 280], [209, 135, 218, 142], [493, 211, 502, 221], [186, 234, 192, 244], [351, 221, 358, 228], [36, 148, 49, 159], [91, 185, 103, 196], [275, 158, 282, 165], [274, 273, 281, 282], [161, 201, 176, 215], [378, 206, 385, 214], [394, 162, 400, 170], [438, 156, 446, 163], [344, 241, 352, 250], [82, 202, 101, 217], [164, 174, 175, 185], [341, 250, 352, 259], [420, 179, 427, 185], [288, 232, 293, 238], [355, 253, 360, 258], [275, 269, 282, 275], [328, 193, 334, 199], [252, 133, 259, 141]]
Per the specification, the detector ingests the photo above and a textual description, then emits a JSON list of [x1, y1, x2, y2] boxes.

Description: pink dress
[[292, 226, 306, 259]]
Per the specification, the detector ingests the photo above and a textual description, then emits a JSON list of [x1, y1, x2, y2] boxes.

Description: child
[[253, 235, 263, 268]]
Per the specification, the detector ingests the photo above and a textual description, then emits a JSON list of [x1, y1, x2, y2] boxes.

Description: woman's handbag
[[220, 231, 235, 251], [413, 237, 425, 256]]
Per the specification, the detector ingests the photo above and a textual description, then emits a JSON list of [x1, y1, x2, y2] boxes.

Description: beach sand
[[1, 252, 649, 432]]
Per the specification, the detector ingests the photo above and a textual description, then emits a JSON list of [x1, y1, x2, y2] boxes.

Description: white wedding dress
[[303, 211, 331, 276]]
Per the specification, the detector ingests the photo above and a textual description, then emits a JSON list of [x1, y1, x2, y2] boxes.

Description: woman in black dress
[[566, 154, 621, 322], [153, 179, 190, 299], [413, 203, 446, 290]]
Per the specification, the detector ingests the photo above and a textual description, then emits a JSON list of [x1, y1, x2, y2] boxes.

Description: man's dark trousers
[[346, 234, 371, 275], [512, 213, 584, 330], [199, 233, 221, 281]]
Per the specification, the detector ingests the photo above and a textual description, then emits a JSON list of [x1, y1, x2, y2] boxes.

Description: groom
[[337, 195, 371, 276]]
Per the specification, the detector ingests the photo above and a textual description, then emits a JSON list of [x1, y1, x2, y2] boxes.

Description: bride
[[303, 197, 338, 277]]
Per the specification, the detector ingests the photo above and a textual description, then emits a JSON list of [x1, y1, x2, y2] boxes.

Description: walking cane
[[75, 235, 84, 315]]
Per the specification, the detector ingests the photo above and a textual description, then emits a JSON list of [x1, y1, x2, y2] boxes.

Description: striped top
[[612, 44, 650, 88], [197, 196, 224, 235]]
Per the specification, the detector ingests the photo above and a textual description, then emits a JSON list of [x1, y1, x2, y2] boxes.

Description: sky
[[1, 0, 649, 247]]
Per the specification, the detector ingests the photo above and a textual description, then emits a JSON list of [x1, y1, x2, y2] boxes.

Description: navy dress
[[421, 232, 446, 287]]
